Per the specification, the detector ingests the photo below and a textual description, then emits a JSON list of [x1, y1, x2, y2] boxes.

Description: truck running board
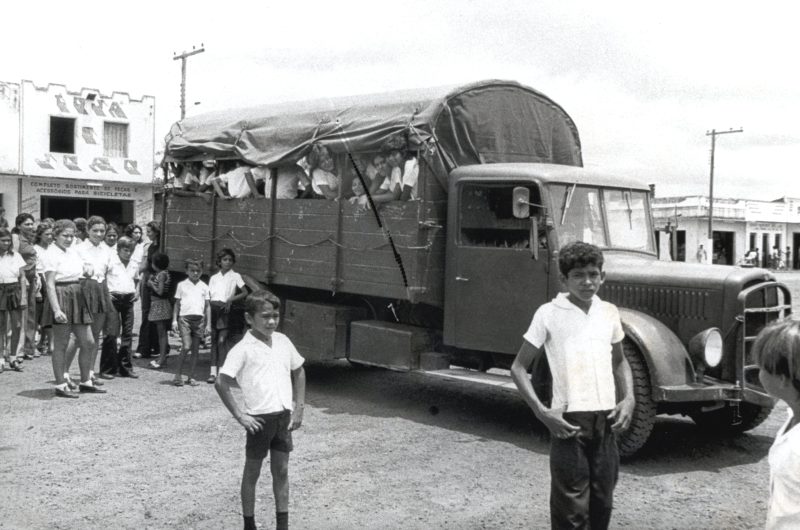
[[419, 367, 518, 392]]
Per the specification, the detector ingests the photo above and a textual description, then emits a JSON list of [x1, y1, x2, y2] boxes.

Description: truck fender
[[618, 308, 696, 390]]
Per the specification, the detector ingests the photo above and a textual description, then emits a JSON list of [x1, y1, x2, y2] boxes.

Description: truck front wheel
[[616, 340, 657, 458], [690, 402, 774, 434]]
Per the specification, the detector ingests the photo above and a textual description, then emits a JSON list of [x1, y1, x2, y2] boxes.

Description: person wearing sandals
[[62, 216, 113, 384], [147, 252, 172, 369], [34, 221, 54, 357], [0, 228, 27, 373], [43, 219, 104, 398], [169, 258, 210, 386]]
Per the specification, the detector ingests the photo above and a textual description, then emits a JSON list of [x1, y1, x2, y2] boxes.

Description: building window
[[103, 122, 128, 158], [50, 117, 75, 153]]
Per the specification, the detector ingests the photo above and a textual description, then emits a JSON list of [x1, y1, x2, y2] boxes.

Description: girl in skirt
[[0, 228, 26, 373], [148, 252, 172, 369], [34, 221, 54, 356], [43, 219, 102, 398]]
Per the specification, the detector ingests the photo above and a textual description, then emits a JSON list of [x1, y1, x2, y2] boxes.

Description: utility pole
[[173, 44, 205, 119], [706, 127, 743, 239]]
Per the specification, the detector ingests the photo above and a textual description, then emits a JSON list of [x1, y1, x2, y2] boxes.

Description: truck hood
[[601, 252, 775, 291]]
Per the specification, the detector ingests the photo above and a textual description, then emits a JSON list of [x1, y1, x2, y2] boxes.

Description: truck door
[[444, 182, 550, 355]]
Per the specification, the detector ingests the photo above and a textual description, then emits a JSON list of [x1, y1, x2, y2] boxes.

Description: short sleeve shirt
[[523, 292, 624, 412], [75, 239, 113, 282], [174, 279, 210, 316], [219, 331, 305, 415], [44, 244, 84, 282], [402, 158, 419, 199], [208, 270, 245, 302], [379, 166, 402, 194], [311, 168, 340, 196], [0, 251, 26, 284], [766, 408, 800, 529], [106, 253, 137, 294], [220, 166, 252, 199]]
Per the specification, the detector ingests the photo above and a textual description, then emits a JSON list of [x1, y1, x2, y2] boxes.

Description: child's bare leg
[[64, 334, 78, 375], [218, 328, 230, 366], [241, 458, 263, 517], [155, 321, 170, 365], [74, 325, 96, 383], [51, 324, 71, 384], [88, 314, 105, 376], [175, 323, 192, 382], [271, 450, 290, 513]]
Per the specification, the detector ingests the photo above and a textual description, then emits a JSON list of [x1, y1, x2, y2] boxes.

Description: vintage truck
[[161, 80, 791, 456]]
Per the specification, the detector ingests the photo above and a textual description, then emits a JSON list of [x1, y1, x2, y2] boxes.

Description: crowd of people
[[168, 136, 420, 209], [0, 213, 256, 398]]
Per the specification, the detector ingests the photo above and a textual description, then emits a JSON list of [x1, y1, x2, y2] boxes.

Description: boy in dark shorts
[[216, 290, 306, 530], [511, 241, 635, 529]]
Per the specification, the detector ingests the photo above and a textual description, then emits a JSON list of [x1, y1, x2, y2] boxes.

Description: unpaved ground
[[1, 272, 798, 529]]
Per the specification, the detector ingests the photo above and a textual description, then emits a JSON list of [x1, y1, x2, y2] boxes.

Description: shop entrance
[[712, 231, 734, 265], [41, 197, 134, 226]]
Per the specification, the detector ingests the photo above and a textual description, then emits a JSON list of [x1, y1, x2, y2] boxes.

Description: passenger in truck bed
[[381, 136, 419, 201], [209, 161, 260, 199], [307, 143, 340, 200], [251, 164, 311, 199]]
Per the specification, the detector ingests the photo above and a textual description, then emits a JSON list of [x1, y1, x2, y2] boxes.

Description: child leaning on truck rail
[[510, 240, 634, 530], [215, 289, 306, 530], [752, 317, 800, 529]]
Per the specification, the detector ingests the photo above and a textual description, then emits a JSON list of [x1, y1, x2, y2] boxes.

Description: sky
[[3, 0, 799, 200]]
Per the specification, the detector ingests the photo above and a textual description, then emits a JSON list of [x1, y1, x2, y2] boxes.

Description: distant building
[[0, 80, 155, 226], [652, 195, 800, 269]]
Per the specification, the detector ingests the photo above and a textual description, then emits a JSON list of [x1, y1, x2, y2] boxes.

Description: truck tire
[[690, 402, 774, 434], [617, 340, 657, 458]]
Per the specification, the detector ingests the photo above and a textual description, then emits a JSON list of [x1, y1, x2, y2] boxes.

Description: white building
[[652, 195, 800, 269], [0, 80, 156, 227]]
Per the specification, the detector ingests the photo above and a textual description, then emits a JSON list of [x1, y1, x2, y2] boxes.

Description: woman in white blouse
[[44, 219, 102, 398]]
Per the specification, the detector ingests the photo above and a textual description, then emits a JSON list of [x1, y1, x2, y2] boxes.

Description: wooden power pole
[[173, 44, 205, 119], [706, 127, 743, 239]]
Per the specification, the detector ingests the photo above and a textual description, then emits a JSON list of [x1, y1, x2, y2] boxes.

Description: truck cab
[[444, 162, 792, 455]]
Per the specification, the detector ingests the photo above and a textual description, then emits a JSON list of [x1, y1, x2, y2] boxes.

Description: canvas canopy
[[164, 79, 582, 181]]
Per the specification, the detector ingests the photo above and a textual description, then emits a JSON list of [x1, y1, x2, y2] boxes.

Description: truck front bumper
[[654, 378, 775, 408]]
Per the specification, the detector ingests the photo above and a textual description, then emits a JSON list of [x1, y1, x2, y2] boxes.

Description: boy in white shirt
[[216, 290, 305, 530], [751, 318, 800, 529], [99, 236, 140, 378], [511, 241, 634, 530], [207, 248, 249, 383], [171, 259, 211, 386]]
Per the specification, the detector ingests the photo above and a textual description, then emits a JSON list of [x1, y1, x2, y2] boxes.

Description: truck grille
[[603, 284, 709, 320], [739, 282, 792, 388]]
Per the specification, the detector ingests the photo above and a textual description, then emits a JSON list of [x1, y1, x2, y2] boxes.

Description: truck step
[[420, 367, 518, 392]]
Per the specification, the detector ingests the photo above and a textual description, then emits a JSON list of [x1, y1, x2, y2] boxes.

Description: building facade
[[0, 80, 155, 227], [652, 195, 800, 269]]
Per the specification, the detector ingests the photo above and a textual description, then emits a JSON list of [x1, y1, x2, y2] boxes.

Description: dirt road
[[2, 273, 798, 529]]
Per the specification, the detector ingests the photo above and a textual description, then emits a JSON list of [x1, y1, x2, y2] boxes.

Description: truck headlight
[[689, 328, 723, 368]]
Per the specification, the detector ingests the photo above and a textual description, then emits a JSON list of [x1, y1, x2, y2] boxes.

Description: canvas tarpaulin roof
[[164, 79, 582, 178]]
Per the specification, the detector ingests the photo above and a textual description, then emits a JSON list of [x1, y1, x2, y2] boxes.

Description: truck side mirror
[[513, 187, 530, 219]]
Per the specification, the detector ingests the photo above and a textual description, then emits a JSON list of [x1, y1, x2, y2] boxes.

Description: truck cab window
[[551, 184, 606, 247], [604, 189, 654, 252], [459, 184, 539, 248]]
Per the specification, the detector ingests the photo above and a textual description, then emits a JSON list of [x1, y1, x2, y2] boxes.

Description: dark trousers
[[550, 411, 618, 530], [100, 293, 135, 375], [135, 282, 159, 357]]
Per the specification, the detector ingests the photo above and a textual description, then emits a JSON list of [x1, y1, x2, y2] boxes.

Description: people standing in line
[[135, 221, 161, 359], [207, 248, 249, 384], [33, 221, 54, 356], [99, 236, 139, 379], [43, 220, 103, 398], [751, 318, 800, 529], [0, 228, 27, 373], [171, 258, 211, 386], [62, 216, 113, 385], [510, 241, 634, 530], [146, 252, 172, 369], [215, 290, 306, 530], [13, 213, 39, 360]]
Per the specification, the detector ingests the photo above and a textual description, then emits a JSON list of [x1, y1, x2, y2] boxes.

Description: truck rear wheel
[[617, 340, 657, 458], [690, 402, 774, 434]]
